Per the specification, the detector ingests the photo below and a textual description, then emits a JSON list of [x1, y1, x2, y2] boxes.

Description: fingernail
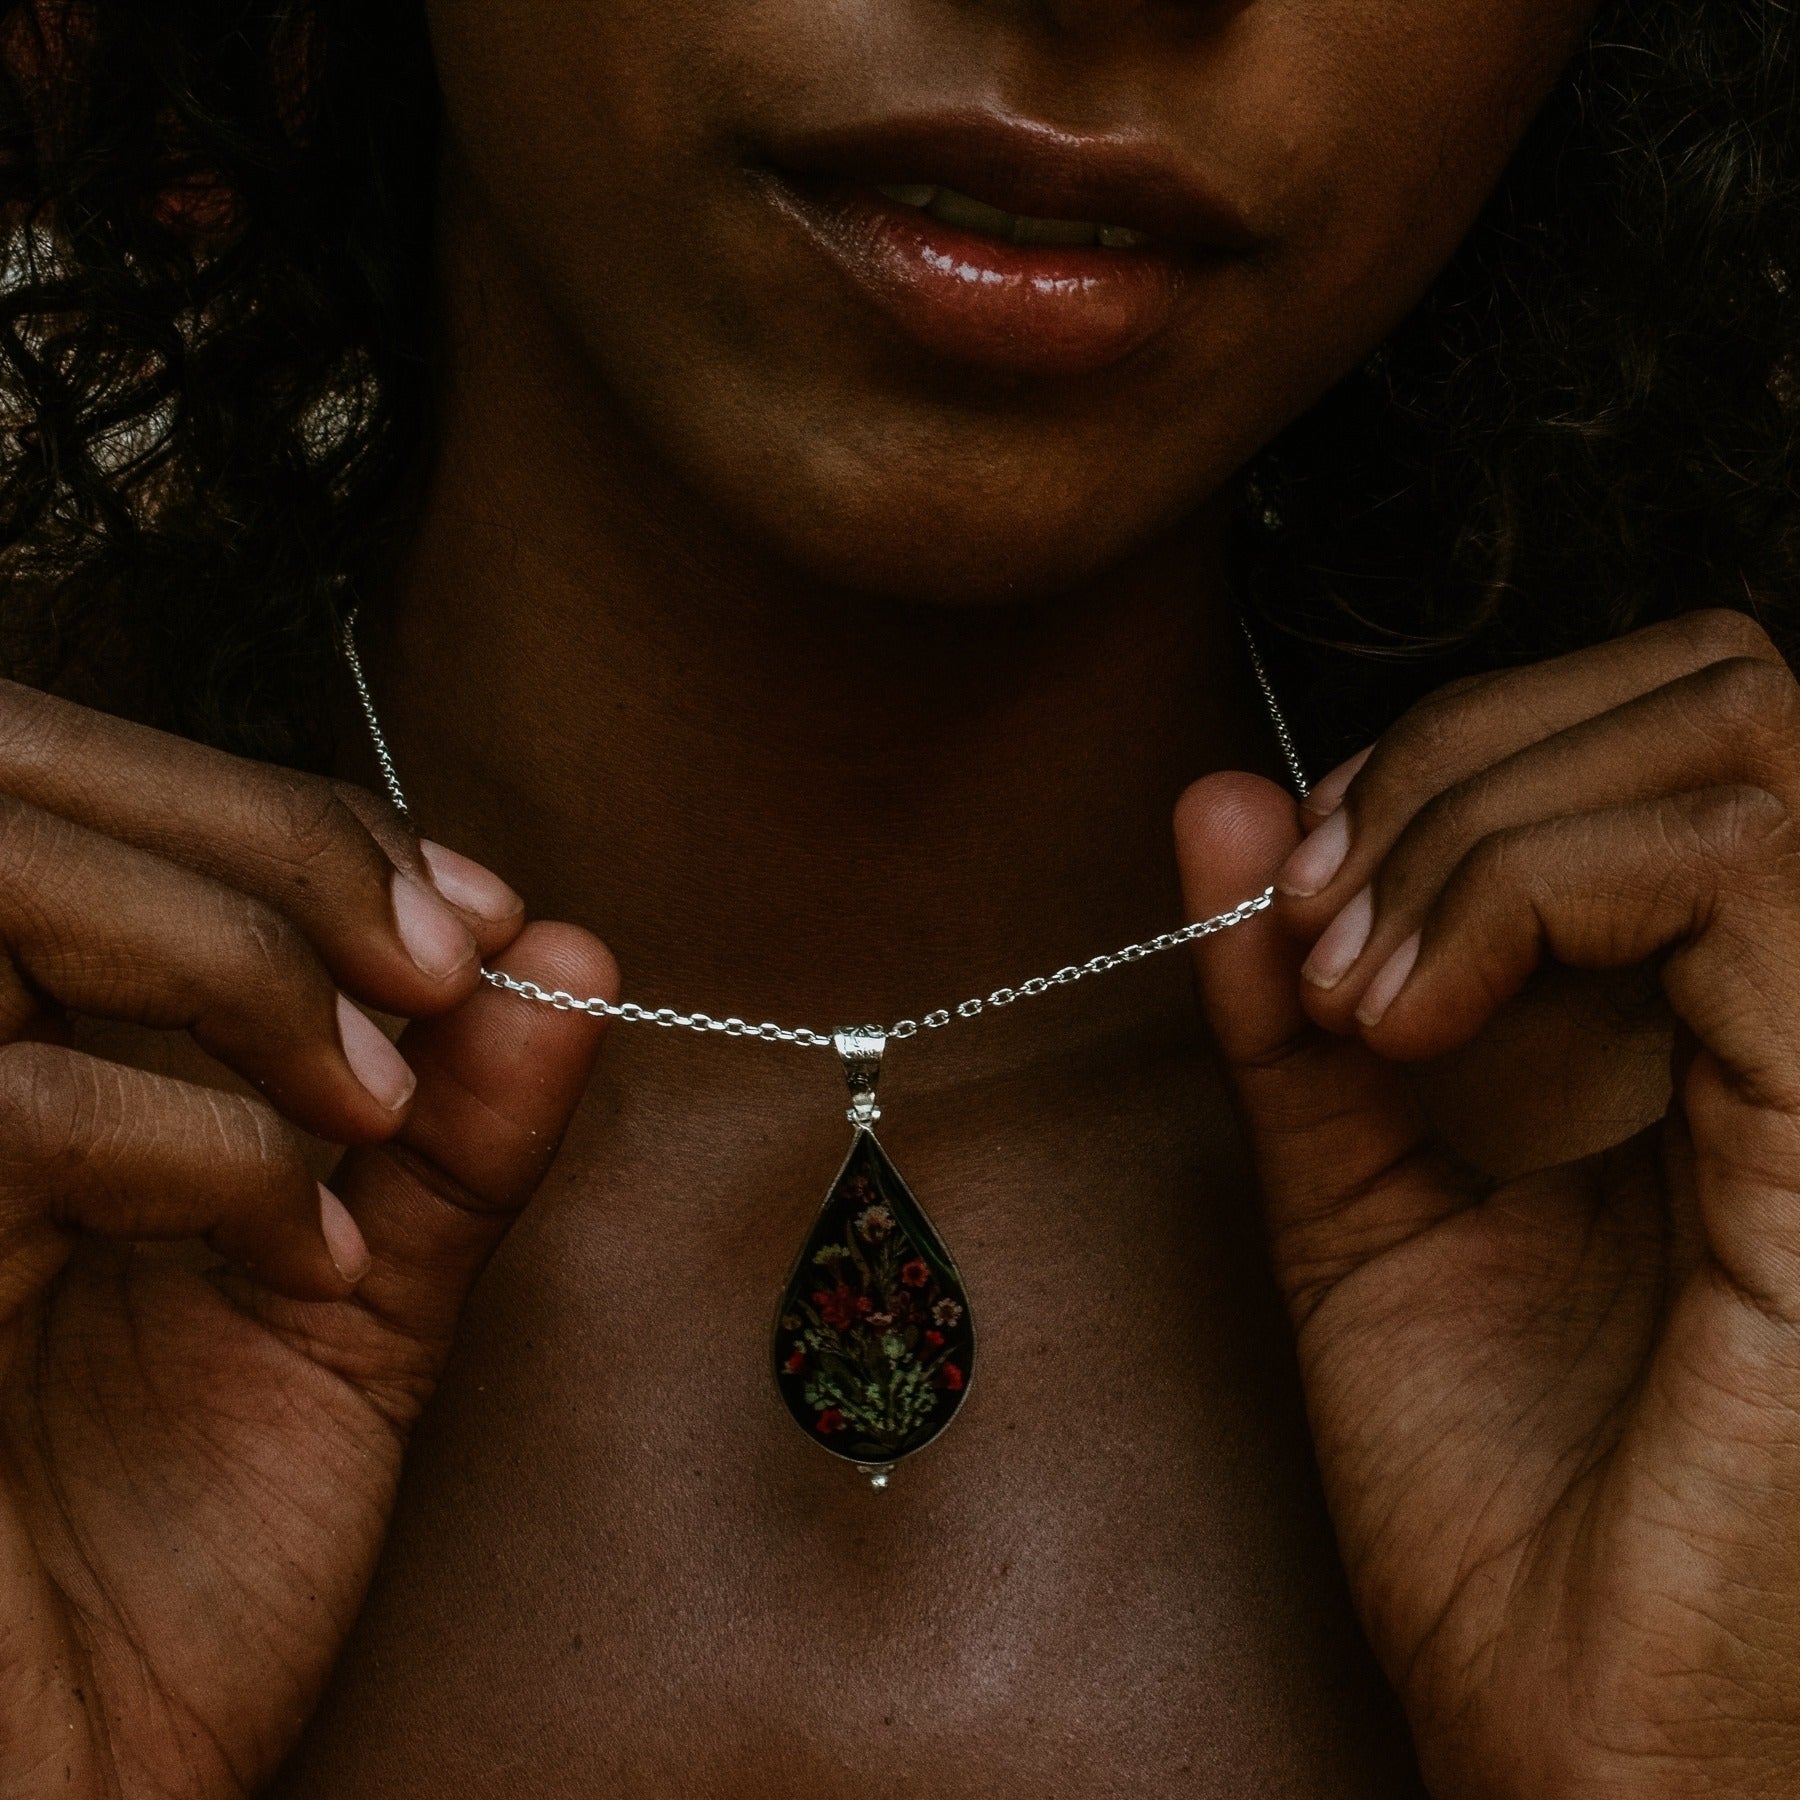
[[392, 872, 477, 980], [420, 841, 524, 924], [1278, 808, 1351, 897], [337, 994, 417, 1112], [318, 1184, 372, 1284], [1303, 745, 1373, 819], [1303, 887, 1374, 989], [1357, 932, 1421, 1027]]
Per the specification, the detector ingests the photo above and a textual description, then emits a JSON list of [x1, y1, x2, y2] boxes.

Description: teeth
[[877, 183, 939, 208], [876, 181, 1153, 250], [1012, 215, 1099, 248], [928, 187, 1017, 238]]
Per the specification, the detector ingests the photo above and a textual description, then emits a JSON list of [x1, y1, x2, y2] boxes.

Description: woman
[[0, 0, 1795, 1792]]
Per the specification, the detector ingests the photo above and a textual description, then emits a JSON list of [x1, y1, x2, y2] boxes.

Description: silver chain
[[341, 614, 415, 828], [1241, 618, 1310, 798], [341, 614, 1307, 1051]]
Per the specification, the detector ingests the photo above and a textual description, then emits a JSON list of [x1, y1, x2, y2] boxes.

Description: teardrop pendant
[[772, 1031, 974, 1486]]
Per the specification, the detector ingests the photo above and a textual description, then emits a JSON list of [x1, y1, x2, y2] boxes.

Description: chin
[[736, 470, 1184, 609], [681, 393, 1217, 609]]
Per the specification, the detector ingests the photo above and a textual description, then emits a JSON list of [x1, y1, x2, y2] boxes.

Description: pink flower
[[931, 1298, 963, 1328]]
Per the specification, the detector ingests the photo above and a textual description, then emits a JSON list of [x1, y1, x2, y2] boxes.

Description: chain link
[[342, 612, 1302, 1052], [1240, 616, 1311, 800], [342, 614, 414, 825]]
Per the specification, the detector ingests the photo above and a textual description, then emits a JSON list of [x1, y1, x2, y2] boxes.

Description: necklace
[[341, 615, 1307, 1488]]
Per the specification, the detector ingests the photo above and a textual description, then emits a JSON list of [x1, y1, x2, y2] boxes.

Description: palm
[[0, 920, 613, 1800], [1297, 1120, 1768, 1795], [1181, 769, 1800, 1800], [0, 1248, 406, 1796]]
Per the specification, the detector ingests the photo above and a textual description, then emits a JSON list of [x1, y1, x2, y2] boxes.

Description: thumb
[[324, 920, 616, 1379], [1175, 772, 1453, 1324]]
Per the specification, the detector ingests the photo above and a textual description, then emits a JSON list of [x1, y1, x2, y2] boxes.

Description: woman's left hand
[[1176, 609, 1800, 1800]]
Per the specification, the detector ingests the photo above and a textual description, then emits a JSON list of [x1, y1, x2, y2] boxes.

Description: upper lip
[[762, 111, 1265, 252]]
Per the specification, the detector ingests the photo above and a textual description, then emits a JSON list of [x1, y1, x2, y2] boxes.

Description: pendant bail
[[833, 1026, 887, 1128]]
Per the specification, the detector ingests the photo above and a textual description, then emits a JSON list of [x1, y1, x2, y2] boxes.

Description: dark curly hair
[[0, 0, 435, 766], [0, 0, 1795, 771]]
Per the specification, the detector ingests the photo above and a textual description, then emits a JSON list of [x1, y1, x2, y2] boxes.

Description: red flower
[[818, 1283, 859, 1331], [855, 1294, 874, 1317], [941, 1363, 964, 1392], [816, 1409, 846, 1434], [900, 1258, 930, 1288], [784, 1348, 806, 1375], [923, 1329, 945, 1350]]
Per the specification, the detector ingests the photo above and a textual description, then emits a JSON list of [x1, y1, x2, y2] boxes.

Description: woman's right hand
[[0, 677, 616, 1798]]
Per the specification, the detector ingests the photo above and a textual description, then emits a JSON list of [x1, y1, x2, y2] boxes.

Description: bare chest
[[273, 1033, 1423, 1798]]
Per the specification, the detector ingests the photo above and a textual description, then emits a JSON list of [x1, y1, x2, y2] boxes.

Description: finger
[[1174, 773, 1469, 1324], [1276, 608, 1786, 924], [0, 1042, 359, 1320], [285, 922, 617, 1419], [1360, 786, 1800, 1084], [1357, 785, 1800, 1317], [0, 677, 523, 1015], [0, 795, 423, 1144], [1292, 654, 1800, 1032]]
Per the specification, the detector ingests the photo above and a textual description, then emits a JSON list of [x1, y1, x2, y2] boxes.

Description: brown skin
[[10, 0, 1798, 1795], [413, 0, 1578, 607], [1177, 612, 1800, 1800]]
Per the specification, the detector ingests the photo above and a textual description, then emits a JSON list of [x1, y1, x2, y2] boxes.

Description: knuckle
[[1678, 785, 1794, 876], [327, 776, 419, 875], [241, 1093, 296, 1169], [1689, 655, 1799, 740], [1452, 821, 1528, 901], [1375, 780, 1489, 909], [1354, 699, 1462, 822], [1384, 691, 1465, 770], [1408, 780, 1487, 863], [327, 777, 406, 843], [0, 1042, 88, 1171], [199, 1083, 293, 1174], [0, 791, 68, 882], [0, 679, 80, 771], [0, 676, 57, 759], [255, 772, 381, 880], [1677, 606, 1778, 666], [228, 894, 321, 994], [1428, 671, 1490, 705]]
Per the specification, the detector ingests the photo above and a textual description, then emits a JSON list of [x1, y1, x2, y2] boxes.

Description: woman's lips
[[768, 178, 1193, 379]]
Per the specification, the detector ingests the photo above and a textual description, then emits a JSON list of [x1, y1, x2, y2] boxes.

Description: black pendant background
[[773, 1129, 974, 1466]]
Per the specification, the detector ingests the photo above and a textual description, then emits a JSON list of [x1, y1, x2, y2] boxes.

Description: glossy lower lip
[[765, 177, 1194, 378]]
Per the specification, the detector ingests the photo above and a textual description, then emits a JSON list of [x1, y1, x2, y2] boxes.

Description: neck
[[366, 171, 1284, 1088]]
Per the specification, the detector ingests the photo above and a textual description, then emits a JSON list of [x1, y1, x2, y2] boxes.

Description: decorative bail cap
[[833, 1026, 887, 1127]]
